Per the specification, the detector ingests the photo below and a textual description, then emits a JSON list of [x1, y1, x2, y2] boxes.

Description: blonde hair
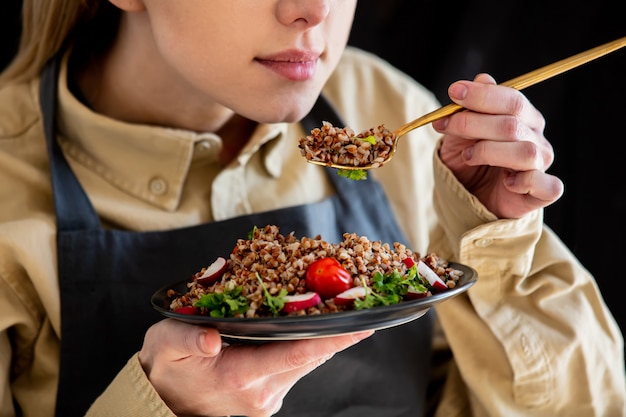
[[0, 0, 119, 86]]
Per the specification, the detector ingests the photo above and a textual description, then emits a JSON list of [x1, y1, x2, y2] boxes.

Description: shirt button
[[148, 177, 168, 195], [195, 140, 212, 152], [475, 238, 494, 248]]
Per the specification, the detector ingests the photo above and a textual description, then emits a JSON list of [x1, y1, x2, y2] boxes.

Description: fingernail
[[462, 147, 473, 161], [449, 83, 468, 100]]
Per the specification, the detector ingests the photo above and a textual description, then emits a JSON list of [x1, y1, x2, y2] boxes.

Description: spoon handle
[[394, 36, 626, 138]]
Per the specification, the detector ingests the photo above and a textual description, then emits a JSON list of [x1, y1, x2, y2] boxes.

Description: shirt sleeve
[[86, 353, 177, 417], [429, 141, 626, 416]]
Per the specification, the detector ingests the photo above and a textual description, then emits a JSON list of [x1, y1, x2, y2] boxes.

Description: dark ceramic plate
[[151, 262, 477, 341]]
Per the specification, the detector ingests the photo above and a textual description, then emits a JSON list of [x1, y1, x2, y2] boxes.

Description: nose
[[275, 0, 331, 27]]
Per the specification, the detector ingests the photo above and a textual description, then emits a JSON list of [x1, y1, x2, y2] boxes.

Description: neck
[[71, 13, 234, 134], [216, 115, 258, 165], [70, 13, 258, 165]]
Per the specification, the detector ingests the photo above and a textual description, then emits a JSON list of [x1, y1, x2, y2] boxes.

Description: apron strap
[[40, 56, 101, 232]]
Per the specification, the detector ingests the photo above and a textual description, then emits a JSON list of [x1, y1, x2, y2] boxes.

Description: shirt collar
[[243, 123, 289, 178]]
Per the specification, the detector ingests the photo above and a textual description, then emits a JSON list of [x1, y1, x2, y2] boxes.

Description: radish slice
[[334, 286, 367, 306], [174, 306, 199, 315], [417, 261, 448, 291], [402, 257, 416, 268], [196, 257, 228, 286], [282, 292, 322, 313], [405, 287, 429, 300]]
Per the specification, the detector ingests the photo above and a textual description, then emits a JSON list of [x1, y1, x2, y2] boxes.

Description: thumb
[[181, 324, 223, 358], [148, 319, 223, 360]]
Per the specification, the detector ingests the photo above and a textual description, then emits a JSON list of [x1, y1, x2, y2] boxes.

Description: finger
[[441, 110, 539, 144], [473, 72, 497, 85], [242, 382, 290, 417], [505, 170, 564, 204], [230, 331, 375, 415], [464, 139, 552, 172], [224, 331, 374, 380], [143, 319, 223, 360], [447, 77, 545, 132], [224, 383, 289, 417], [202, 331, 374, 415]]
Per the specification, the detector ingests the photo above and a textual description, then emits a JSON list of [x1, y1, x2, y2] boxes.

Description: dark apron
[[40, 55, 433, 417]]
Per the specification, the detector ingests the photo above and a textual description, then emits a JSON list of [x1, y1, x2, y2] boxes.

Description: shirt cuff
[[86, 353, 176, 417]]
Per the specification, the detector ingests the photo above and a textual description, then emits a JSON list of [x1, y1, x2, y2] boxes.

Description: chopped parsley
[[195, 286, 250, 318], [247, 226, 258, 240], [358, 135, 377, 145], [256, 273, 287, 316], [336, 169, 368, 181], [354, 265, 429, 310], [334, 136, 376, 180]]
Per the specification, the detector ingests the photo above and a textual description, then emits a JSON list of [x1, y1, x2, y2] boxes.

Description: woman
[[0, 1, 623, 416]]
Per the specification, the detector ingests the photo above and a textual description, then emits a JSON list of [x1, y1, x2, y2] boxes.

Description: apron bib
[[40, 55, 433, 417]]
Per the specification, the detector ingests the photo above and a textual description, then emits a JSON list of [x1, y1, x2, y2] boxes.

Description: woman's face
[[118, 0, 357, 124]]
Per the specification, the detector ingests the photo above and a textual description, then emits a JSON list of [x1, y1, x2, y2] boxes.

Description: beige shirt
[[0, 47, 624, 417]]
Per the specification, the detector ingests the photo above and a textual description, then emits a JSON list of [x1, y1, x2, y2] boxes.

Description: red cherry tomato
[[305, 258, 353, 299]]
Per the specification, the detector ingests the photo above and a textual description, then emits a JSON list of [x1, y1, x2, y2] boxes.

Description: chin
[[248, 96, 319, 124]]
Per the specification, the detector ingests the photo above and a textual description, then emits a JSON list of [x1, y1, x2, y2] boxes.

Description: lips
[[256, 49, 321, 81]]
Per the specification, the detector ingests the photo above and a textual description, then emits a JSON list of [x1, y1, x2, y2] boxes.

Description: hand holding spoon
[[299, 36, 626, 173]]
